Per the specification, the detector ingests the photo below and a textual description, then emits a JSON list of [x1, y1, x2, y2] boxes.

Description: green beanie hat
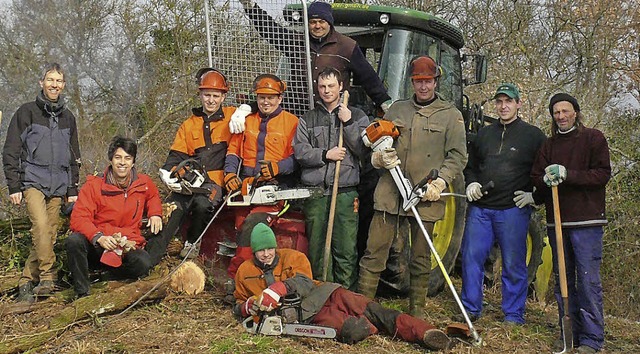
[[251, 223, 277, 252]]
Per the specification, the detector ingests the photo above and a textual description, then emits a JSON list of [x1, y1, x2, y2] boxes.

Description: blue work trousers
[[548, 226, 604, 351], [460, 205, 531, 323]]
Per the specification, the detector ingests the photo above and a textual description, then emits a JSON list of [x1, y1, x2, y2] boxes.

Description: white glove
[[513, 190, 534, 208], [229, 104, 252, 134], [422, 177, 447, 202], [159, 168, 182, 193], [466, 182, 483, 202], [380, 99, 393, 114]]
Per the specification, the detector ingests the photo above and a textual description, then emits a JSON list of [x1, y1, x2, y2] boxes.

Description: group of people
[[2, 1, 609, 353]]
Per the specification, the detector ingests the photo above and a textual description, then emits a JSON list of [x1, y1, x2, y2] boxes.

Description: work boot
[[16, 282, 35, 303], [408, 276, 429, 319], [33, 280, 56, 295], [422, 329, 452, 350], [356, 270, 380, 299], [452, 312, 479, 323], [180, 241, 200, 259], [576, 345, 598, 353]]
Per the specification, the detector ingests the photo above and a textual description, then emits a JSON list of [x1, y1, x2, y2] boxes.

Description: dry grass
[[1, 270, 639, 354]]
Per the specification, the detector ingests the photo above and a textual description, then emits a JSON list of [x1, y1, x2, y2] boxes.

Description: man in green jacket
[[357, 56, 467, 319]]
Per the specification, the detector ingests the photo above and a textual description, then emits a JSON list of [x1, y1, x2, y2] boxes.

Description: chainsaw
[[241, 293, 337, 339], [227, 180, 323, 206]]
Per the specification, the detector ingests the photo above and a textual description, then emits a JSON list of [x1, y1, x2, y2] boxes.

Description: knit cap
[[308, 1, 334, 25], [251, 223, 277, 252], [549, 93, 580, 117]]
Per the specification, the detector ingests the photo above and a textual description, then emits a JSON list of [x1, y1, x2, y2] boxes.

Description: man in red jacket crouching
[[66, 136, 166, 298]]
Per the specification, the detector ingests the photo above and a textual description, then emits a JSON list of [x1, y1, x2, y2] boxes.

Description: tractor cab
[[283, 3, 486, 116]]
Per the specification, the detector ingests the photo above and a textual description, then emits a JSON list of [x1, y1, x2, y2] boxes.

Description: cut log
[[169, 261, 206, 295]]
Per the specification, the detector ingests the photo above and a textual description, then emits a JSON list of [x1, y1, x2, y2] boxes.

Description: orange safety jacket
[[225, 106, 298, 180], [162, 106, 235, 186]]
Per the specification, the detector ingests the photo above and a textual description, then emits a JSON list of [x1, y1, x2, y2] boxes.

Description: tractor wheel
[[427, 174, 467, 296]]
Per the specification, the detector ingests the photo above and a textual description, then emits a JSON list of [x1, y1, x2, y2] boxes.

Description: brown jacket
[[373, 95, 467, 221]]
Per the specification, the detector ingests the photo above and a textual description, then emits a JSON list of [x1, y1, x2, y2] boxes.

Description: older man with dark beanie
[[233, 223, 455, 350], [531, 93, 611, 353], [237, 0, 391, 115]]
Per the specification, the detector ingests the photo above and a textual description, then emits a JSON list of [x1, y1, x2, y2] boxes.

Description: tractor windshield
[[379, 28, 462, 108]]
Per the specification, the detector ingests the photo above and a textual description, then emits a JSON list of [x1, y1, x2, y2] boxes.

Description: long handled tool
[[322, 91, 349, 281], [552, 185, 573, 353]]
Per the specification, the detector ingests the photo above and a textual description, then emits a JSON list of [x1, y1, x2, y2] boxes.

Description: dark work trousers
[[65, 232, 154, 295], [163, 187, 221, 244], [311, 288, 435, 344], [548, 226, 604, 351]]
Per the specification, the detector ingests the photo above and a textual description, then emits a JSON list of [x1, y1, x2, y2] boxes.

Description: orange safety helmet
[[199, 69, 229, 92], [409, 56, 442, 80], [252, 74, 286, 95]]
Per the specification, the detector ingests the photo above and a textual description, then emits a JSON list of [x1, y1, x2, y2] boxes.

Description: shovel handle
[[552, 186, 570, 299]]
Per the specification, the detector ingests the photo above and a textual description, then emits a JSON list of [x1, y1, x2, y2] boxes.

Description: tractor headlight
[[292, 10, 302, 22], [379, 13, 390, 24]]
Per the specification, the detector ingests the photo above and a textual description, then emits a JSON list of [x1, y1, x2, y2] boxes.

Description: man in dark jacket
[[66, 136, 165, 298], [458, 83, 546, 324], [531, 93, 610, 353], [2, 63, 81, 302], [293, 67, 369, 288], [234, 223, 453, 350], [238, 0, 391, 116]]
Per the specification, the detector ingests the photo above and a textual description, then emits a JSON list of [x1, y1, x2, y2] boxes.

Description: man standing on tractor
[[237, 0, 392, 116], [223, 73, 299, 277], [293, 67, 369, 289], [66, 136, 165, 298], [233, 222, 454, 351], [458, 83, 546, 325], [357, 56, 467, 319], [531, 93, 610, 353], [3, 63, 81, 302], [159, 68, 250, 258]]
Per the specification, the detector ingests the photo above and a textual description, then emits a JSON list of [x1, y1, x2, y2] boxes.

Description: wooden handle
[[322, 91, 349, 281], [552, 186, 570, 300]]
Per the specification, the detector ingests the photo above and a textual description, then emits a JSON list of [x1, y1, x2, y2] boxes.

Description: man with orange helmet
[[159, 68, 249, 258], [357, 56, 467, 320], [224, 74, 299, 191]]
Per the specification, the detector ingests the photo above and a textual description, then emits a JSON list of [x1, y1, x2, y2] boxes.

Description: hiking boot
[[576, 345, 598, 353], [16, 282, 35, 303], [33, 280, 56, 295], [422, 329, 452, 350], [179, 241, 200, 258]]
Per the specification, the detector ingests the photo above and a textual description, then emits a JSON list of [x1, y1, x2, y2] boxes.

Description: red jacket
[[70, 168, 163, 247]]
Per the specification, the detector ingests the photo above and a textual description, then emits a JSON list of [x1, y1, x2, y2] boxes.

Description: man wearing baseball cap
[[358, 55, 467, 320], [458, 83, 546, 324], [531, 93, 610, 353]]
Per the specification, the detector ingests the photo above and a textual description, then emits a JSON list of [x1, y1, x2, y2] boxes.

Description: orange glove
[[259, 160, 279, 180], [224, 173, 242, 193]]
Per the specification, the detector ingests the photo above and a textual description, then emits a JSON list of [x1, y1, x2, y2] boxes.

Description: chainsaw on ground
[[241, 293, 337, 339]]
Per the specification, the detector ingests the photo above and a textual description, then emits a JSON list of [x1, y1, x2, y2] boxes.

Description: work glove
[[513, 190, 535, 208], [229, 104, 252, 134], [259, 160, 279, 180], [422, 177, 447, 202], [159, 168, 182, 193], [371, 148, 400, 169], [257, 281, 287, 312], [466, 182, 483, 202], [241, 296, 260, 317], [544, 164, 567, 186], [224, 173, 242, 193], [380, 99, 393, 114]]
